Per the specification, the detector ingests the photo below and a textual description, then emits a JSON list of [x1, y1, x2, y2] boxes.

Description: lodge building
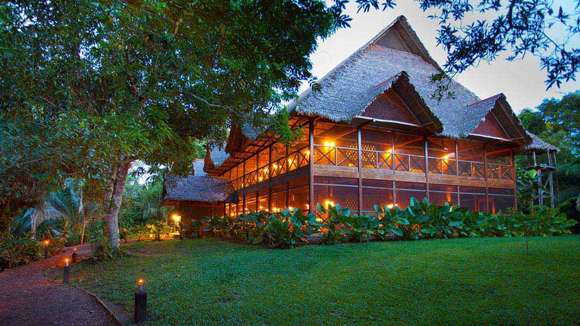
[[163, 16, 558, 229]]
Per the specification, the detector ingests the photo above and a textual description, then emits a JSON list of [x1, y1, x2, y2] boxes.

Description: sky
[[304, 1, 579, 113]]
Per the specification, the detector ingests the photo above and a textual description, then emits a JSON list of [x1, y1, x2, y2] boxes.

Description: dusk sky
[[305, 1, 579, 113]]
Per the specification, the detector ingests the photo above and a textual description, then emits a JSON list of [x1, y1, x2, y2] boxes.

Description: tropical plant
[[317, 203, 351, 244], [0, 232, 41, 270]]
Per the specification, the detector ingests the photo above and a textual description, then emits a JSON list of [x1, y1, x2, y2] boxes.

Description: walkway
[[0, 245, 119, 326]]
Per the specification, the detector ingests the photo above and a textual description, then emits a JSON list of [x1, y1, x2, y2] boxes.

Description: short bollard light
[[71, 248, 78, 263], [43, 239, 50, 259], [134, 278, 147, 323], [63, 258, 70, 284]]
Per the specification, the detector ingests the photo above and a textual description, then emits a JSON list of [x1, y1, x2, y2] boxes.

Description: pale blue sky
[[305, 1, 579, 113]]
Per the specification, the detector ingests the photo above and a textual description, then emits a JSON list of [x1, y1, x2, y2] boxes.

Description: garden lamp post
[[42, 239, 50, 259], [63, 258, 70, 284], [134, 278, 147, 323]]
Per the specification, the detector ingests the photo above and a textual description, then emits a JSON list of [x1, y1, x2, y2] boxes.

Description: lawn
[[69, 237, 580, 325]]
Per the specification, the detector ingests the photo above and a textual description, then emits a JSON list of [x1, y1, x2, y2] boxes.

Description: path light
[[134, 278, 147, 323], [63, 258, 70, 284], [42, 239, 50, 259]]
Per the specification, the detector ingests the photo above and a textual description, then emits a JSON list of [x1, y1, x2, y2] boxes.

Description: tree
[[518, 91, 580, 203], [1, 1, 336, 249]]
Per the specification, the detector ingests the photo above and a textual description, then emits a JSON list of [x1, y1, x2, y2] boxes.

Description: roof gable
[[471, 111, 510, 139], [362, 89, 420, 124], [371, 16, 441, 69], [465, 94, 530, 144]]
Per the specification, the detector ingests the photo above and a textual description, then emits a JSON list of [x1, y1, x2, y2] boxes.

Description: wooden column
[[268, 144, 272, 212], [242, 160, 246, 214], [308, 119, 315, 214], [357, 127, 363, 215], [285, 144, 289, 209], [391, 134, 396, 205], [424, 137, 430, 201], [483, 145, 489, 212], [512, 149, 517, 211], [455, 141, 460, 206]]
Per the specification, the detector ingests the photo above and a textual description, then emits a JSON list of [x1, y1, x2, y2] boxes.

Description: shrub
[[0, 232, 41, 270], [202, 198, 576, 249]]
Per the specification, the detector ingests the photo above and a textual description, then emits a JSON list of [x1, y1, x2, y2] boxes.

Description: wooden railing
[[314, 145, 358, 167], [361, 149, 393, 169], [312, 144, 513, 181], [428, 157, 457, 175], [487, 163, 514, 180], [231, 146, 310, 191]]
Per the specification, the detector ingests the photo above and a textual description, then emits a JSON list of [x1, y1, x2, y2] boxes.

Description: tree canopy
[[519, 91, 580, 202], [0, 0, 337, 241]]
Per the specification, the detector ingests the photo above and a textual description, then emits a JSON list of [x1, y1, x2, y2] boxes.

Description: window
[[488, 188, 514, 213], [459, 186, 486, 212], [395, 181, 426, 208], [429, 184, 458, 205], [362, 179, 394, 214]]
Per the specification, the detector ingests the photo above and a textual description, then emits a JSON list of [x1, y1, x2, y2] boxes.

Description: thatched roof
[[462, 94, 530, 143], [289, 16, 481, 138], [201, 15, 556, 176], [163, 172, 232, 204], [525, 132, 559, 152], [204, 147, 229, 172], [358, 71, 443, 133]]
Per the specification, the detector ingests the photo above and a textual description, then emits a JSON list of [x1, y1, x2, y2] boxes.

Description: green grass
[[70, 237, 580, 325]]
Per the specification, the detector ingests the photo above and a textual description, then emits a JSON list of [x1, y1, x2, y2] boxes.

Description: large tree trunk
[[104, 160, 131, 250]]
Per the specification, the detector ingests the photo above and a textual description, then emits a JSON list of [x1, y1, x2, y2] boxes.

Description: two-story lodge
[[163, 16, 558, 231]]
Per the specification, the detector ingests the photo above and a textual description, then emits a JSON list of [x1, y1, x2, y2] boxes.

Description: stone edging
[[74, 286, 126, 326]]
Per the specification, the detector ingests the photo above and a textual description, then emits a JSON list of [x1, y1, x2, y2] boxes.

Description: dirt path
[[0, 245, 119, 326]]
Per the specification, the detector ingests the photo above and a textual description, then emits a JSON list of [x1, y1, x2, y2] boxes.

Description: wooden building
[[163, 16, 557, 226]]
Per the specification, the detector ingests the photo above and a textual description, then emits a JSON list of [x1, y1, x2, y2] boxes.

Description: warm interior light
[[305, 203, 310, 210], [324, 200, 335, 209], [442, 154, 450, 162], [288, 206, 294, 212], [323, 140, 336, 148], [172, 214, 181, 223], [386, 203, 394, 209], [304, 149, 310, 156]]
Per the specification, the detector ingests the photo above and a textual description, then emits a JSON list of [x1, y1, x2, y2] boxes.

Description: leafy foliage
[[518, 91, 580, 205], [0, 232, 40, 270], [202, 199, 576, 249]]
